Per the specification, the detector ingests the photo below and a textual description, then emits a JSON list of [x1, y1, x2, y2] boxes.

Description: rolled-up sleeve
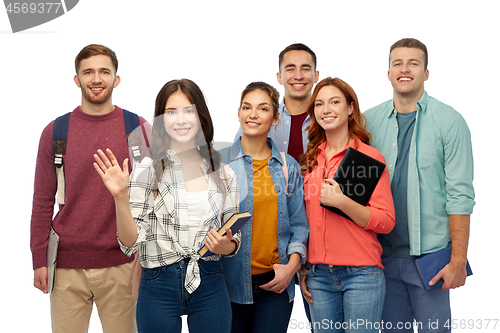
[[285, 158, 309, 264], [118, 157, 156, 256], [443, 112, 475, 215], [365, 152, 396, 234], [222, 165, 242, 257]]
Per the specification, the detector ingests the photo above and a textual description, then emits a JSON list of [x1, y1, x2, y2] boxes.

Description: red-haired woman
[[298, 77, 395, 332]]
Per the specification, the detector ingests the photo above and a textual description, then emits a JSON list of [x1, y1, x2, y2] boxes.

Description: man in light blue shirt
[[365, 38, 474, 333], [235, 43, 319, 162]]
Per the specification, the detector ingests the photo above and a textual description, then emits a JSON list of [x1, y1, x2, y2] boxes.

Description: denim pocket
[[199, 260, 223, 275], [141, 267, 161, 280], [306, 266, 317, 276], [350, 266, 380, 275]]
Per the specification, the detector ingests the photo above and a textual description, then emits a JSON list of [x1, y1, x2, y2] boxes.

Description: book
[[415, 246, 473, 291], [320, 147, 386, 221], [47, 227, 60, 294], [198, 211, 251, 257]]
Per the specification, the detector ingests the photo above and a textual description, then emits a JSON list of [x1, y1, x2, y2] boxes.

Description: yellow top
[[251, 156, 279, 275]]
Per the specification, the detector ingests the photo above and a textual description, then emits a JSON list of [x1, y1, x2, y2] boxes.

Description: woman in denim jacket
[[219, 82, 309, 333]]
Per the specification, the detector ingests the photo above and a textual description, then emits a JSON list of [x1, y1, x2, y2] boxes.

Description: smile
[[322, 117, 336, 121], [397, 77, 413, 82], [246, 121, 260, 127], [174, 128, 190, 134]]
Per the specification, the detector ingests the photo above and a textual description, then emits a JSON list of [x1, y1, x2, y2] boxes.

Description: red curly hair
[[300, 77, 371, 174]]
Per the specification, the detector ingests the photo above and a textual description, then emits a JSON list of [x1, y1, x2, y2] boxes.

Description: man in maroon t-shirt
[[30, 44, 146, 333], [276, 43, 319, 332], [276, 43, 319, 162]]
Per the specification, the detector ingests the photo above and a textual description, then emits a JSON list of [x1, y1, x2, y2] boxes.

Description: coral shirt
[[304, 139, 395, 268]]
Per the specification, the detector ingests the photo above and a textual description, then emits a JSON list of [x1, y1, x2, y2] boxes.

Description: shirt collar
[[416, 90, 429, 113], [165, 149, 180, 164], [317, 138, 357, 159], [388, 90, 429, 117], [230, 137, 285, 165], [279, 100, 289, 116], [279, 100, 311, 120]]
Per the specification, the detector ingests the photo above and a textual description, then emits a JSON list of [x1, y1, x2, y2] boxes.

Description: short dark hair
[[278, 43, 317, 72], [389, 38, 428, 70], [75, 44, 118, 73]]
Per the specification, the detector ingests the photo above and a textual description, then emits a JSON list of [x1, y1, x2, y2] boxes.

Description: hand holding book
[[429, 260, 469, 290], [415, 246, 472, 291], [320, 147, 386, 223], [198, 211, 251, 257], [320, 177, 372, 228], [204, 227, 236, 256], [319, 178, 345, 208]]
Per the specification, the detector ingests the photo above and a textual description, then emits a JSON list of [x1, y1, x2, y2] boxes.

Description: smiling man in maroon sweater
[[30, 44, 147, 333]]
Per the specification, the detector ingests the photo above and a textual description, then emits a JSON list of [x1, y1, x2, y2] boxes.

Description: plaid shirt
[[120, 150, 240, 293]]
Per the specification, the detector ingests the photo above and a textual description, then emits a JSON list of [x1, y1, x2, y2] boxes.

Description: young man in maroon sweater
[[30, 44, 148, 333]]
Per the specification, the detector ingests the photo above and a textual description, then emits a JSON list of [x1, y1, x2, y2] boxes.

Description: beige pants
[[50, 262, 137, 333]]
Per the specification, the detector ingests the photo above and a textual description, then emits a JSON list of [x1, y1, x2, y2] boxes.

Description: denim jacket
[[219, 138, 309, 304]]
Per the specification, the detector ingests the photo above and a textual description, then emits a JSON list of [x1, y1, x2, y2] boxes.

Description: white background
[[1, 1, 498, 332]]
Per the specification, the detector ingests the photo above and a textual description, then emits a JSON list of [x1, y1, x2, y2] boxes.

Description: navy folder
[[415, 246, 473, 291]]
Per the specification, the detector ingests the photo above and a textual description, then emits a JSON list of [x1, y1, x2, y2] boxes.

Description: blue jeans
[[306, 265, 385, 333], [231, 270, 294, 333], [136, 259, 231, 333], [381, 256, 450, 333]]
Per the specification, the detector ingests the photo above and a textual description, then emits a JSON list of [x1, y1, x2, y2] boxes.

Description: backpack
[[52, 109, 147, 204]]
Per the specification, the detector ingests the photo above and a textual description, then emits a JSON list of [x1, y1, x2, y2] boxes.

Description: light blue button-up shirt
[[364, 91, 475, 256], [234, 101, 310, 153]]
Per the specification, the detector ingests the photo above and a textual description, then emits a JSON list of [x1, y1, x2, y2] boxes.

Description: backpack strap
[[51, 109, 147, 205], [52, 112, 71, 205], [280, 152, 288, 193], [123, 109, 143, 165]]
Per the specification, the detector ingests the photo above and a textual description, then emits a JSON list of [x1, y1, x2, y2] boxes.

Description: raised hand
[[93, 148, 129, 199]]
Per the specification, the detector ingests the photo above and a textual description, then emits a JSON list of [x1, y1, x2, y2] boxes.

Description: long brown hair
[[150, 79, 224, 191], [299, 77, 371, 174]]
